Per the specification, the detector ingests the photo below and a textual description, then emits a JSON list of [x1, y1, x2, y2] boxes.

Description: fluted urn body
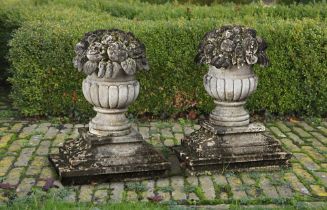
[[204, 65, 257, 127], [82, 72, 139, 136]]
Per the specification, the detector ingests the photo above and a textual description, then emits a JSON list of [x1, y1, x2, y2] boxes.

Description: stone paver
[[310, 185, 327, 197], [317, 126, 327, 136], [19, 124, 37, 138], [296, 121, 315, 132], [280, 138, 301, 152], [286, 132, 304, 145], [139, 127, 150, 139], [213, 174, 228, 186], [36, 140, 51, 155], [0, 134, 13, 148], [16, 178, 35, 197], [29, 135, 42, 147], [109, 182, 124, 203], [199, 175, 216, 200], [311, 132, 327, 144], [8, 139, 25, 153], [0, 156, 15, 176], [269, 127, 286, 138], [14, 147, 35, 167], [260, 176, 279, 198], [4, 167, 24, 185], [10, 123, 24, 133], [94, 189, 108, 203], [142, 180, 155, 201], [125, 190, 138, 202], [186, 176, 199, 201], [293, 153, 320, 171], [44, 127, 59, 139], [275, 121, 291, 132], [79, 185, 94, 202], [25, 156, 47, 176], [171, 176, 186, 200], [292, 163, 316, 183], [293, 127, 312, 138], [156, 178, 171, 201], [172, 123, 183, 133], [302, 146, 325, 162], [313, 172, 327, 187], [227, 175, 247, 200], [240, 174, 258, 197], [284, 173, 310, 195]]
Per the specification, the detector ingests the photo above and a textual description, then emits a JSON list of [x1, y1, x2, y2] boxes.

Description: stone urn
[[76, 29, 148, 137], [82, 71, 140, 136], [197, 26, 268, 127], [174, 25, 291, 174], [49, 29, 170, 184], [204, 65, 258, 127]]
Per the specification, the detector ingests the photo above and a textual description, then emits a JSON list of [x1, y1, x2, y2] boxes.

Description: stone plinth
[[174, 121, 291, 175], [49, 128, 170, 185]]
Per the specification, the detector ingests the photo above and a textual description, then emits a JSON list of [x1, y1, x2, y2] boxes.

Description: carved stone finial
[[173, 26, 290, 175], [50, 29, 170, 184], [73, 29, 149, 78], [195, 25, 269, 69]]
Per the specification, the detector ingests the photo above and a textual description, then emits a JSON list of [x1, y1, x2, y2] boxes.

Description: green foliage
[[125, 182, 147, 192], [141, 0, 325, 5], [1, 0, 326, 119]]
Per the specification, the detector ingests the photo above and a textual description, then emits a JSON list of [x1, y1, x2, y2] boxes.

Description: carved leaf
[[83, 61, 97, 75], [112, 62, 122, 77], [121, 58, 137, 75], [98, 61, 106, 78], [245, 54, 258, 65], [220, 39, 234, 52], [75, 42, 85, 55], [105, 62, 113, 78], [86, 42, 103, 62]]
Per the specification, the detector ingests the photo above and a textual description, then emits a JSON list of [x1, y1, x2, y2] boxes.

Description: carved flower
[[86, 42, 104, 62], [73, 29, 149, 78], [195, 25, 269, 69]]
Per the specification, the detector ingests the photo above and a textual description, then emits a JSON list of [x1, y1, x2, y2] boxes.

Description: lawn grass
[[2, 202, 169, 210]]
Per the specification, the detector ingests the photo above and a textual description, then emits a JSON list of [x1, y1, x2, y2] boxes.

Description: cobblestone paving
[[0, 89, 326, 208]]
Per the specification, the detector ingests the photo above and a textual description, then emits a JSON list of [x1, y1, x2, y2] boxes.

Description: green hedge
[[1, 0, 326, 85], [8, 11, 327, 119]]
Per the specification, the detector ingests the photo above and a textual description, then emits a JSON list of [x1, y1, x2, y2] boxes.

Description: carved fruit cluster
[[73, 29, 149, 78], [195, 25, 269, 69]]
